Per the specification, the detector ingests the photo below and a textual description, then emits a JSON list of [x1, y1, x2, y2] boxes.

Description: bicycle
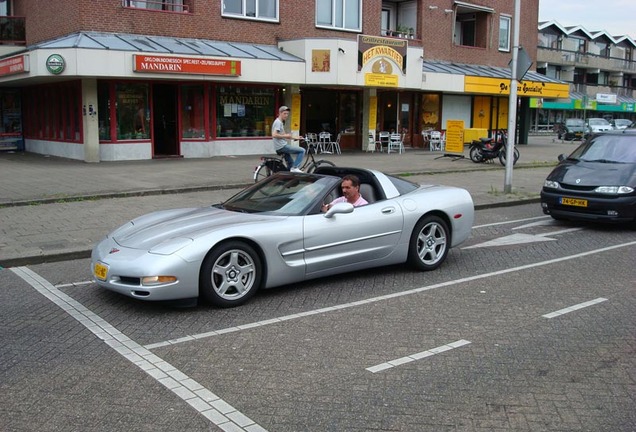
[[253, 138, 335, 182]]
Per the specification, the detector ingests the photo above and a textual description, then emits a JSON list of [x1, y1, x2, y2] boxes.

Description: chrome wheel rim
[[416, 222, 447, 265], [211, 249, 257, 300]]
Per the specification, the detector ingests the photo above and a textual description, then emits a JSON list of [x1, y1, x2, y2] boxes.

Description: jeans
[[278, 144, 305, 169]]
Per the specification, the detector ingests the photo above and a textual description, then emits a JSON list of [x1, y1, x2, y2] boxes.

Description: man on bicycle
[[272, 105, 305, 173]]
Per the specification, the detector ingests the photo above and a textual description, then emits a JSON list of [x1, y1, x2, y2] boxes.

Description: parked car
[[611, 118, 633, 130], [541, 129, 636, 225], [556, 118, 586, 141], [91, 167, 474, 307], [585, 117, 613, 137]]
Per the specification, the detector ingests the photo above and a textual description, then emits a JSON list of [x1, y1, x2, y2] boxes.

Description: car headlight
[[543, 180, 560, 189], [594, 186, 634, 194]]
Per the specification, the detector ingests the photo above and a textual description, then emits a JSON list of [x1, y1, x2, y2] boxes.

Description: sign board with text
[[444, 120, 465, 156], [134, 55, 241, 76]]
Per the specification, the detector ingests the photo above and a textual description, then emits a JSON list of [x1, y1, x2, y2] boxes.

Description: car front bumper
[[540, 189, 636, 223]]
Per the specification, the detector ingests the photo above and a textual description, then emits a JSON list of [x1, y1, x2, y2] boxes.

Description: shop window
[[214, 85, 276, 138], [316, 0, 361, 31], [222, 0, 277, 21], [498, 15, 510, 52], [115, 83, 149, 140], [23, 82, 81, 143], [123, 0, 189, 13], [181, 85, 205, 139], [338, 92, 358, 134], [420, 94, 440, 130], [0, 90, 21, 134]]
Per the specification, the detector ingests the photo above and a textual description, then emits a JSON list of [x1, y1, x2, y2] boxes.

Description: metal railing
[[122, 0, 189, 13]]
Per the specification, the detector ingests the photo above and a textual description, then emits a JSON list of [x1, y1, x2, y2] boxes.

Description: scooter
[[469, 131, 520, 166]]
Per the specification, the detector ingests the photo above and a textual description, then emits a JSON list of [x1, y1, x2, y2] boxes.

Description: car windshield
[[568, 135, 636, 163], [565, 119, 585, 127], [221, 174, 339, 215], [615, 119, 632, 127], [588, 118, 610, 126]]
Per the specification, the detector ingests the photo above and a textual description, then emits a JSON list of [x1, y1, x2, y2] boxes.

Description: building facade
[[0, 0, 566, 161], [534, 20, 636, 130]]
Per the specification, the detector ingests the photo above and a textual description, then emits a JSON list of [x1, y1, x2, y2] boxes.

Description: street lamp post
[[504, 0, 521, 194]]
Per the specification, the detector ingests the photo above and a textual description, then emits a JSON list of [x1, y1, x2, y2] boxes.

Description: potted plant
[[409, 27, 415, 39]]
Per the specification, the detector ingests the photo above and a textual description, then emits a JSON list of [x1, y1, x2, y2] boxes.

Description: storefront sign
[[464, 76, 569, 98], [46, 54, 65, 75], [444, 120, 465, 155], [134, 55, 241, 76], [596, 93, 617, 104], [365, 73, 398, 88], [0, 55, 29, 77], [358, 35, 407, 75]]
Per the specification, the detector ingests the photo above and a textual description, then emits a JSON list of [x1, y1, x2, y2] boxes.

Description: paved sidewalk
[[0, 135, 576, 266]]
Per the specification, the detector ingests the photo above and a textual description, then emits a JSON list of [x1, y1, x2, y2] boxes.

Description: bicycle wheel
[[306, 159, 335, 173], [498, 147, 520, 166], [253, 163, 272, 183]]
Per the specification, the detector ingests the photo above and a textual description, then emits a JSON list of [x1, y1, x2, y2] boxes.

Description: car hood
[[548, 160, 636, 186], [112, 206, 281, 250]]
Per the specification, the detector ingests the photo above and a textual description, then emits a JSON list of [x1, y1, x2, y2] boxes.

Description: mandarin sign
[[464, 76, 569, 98], [0, 55, 28, 77], [134, 55, 241, 76]]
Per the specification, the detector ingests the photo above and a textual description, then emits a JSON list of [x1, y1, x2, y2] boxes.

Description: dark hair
[[342, 174, 360, 187]]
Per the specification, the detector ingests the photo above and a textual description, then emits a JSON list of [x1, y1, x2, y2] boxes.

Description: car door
[[302, 200, 404, 276]]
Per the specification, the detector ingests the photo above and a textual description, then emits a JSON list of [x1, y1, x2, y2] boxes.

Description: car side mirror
[[557, 154, 566, 162], [323, 202, 354, 218]]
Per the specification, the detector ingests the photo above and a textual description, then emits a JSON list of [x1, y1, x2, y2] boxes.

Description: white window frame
[[316, 0, 362, 32], [221, 0, 279, 22], [498, 15, 511, 52]]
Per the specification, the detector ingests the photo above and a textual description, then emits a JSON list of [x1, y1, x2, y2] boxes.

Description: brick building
[[0, 0, 567, 161]]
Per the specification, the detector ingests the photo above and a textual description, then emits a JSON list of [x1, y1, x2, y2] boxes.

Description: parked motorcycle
[[469, 131, 520, 166]]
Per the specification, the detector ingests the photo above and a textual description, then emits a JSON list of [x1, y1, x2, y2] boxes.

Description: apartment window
[[222, 0, 278, 21], [574, 37, 587, 53], [316, 0, 362, 32], [124, 1, 188, 13], [598, 42, 610, 58], [498, 15, 510, 51], [454, 13, 476, 46]]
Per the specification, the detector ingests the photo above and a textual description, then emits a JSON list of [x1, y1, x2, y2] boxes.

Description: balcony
[[538, 47, 636, 74], [0, 16, 26, 45]]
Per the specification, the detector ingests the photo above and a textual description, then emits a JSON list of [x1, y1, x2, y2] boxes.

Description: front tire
[[408, 215, 449, 271], [200, 241, 262, 307], [498, 147, 520, 166]]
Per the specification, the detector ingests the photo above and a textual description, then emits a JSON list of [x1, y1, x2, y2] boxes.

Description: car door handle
[[381, 207, 396, 214]]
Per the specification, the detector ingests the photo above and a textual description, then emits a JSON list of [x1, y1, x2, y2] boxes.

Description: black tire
[[199, 241, 262, 307], [469, 146, 483, 163], [254, 163, 272, 183], [498, 147, 520, 166], [307, 159, 336, 173], [407, 215, 449, 271]]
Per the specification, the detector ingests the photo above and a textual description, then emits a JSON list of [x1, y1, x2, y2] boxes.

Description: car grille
[[558, 183, 597, 192]]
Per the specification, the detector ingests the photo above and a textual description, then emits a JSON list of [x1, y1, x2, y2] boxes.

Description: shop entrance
[[301, 89, 361, 151], [152, 83, 179, 157], [377, 91, 416, 147]]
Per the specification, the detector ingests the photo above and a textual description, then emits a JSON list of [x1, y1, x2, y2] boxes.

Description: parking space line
[[542, 297, 608, 319], [473, 215, 549, 229], [143, 241, 636, 350], [366, 340, 471, 373], [12, 266, 268, 432]]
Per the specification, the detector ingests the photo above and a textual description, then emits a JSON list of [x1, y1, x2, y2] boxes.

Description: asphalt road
[[2, 203, 635, 432]]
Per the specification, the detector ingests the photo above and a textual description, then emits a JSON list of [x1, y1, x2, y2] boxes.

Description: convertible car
[[91, 167, 474, 307]]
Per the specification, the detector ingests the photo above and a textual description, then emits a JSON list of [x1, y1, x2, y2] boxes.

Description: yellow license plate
[[560, 197, 588, 207], [94, 262, 109, 281]]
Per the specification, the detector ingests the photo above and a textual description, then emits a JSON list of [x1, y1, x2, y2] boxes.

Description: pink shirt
[[330, 195, 368, 207]]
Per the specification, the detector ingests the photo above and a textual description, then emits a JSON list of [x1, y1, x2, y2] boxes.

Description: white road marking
[[464, 227, 583, 249], [542, 297, 608, 319], [513, 219, 556, 230], [366, 340, 471, 373], [144, 240, 636, 349], [11, 266, 268, 432], [473, 215, 549, 229]]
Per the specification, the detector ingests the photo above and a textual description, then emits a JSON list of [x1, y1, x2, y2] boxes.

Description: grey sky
[[538, 0, 635, 39]]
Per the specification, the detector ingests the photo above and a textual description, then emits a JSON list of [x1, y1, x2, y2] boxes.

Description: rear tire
[[200, 241, 262, 308], [254, 164, 272, 183], [408, 215, 449, 271], [469, 146, 483, 163], [307, 159, 336, 173], [498, 147, 520, 166]]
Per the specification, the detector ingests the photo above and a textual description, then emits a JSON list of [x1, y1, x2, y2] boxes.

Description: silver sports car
[[91, 167, 474, 307]]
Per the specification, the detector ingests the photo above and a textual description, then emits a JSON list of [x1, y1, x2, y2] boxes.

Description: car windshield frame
[[567, 134, 636, 163], [222, 173, 341, 216]]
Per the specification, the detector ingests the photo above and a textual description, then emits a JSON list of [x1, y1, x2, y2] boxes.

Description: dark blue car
[[541, 129, 636, 225]]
